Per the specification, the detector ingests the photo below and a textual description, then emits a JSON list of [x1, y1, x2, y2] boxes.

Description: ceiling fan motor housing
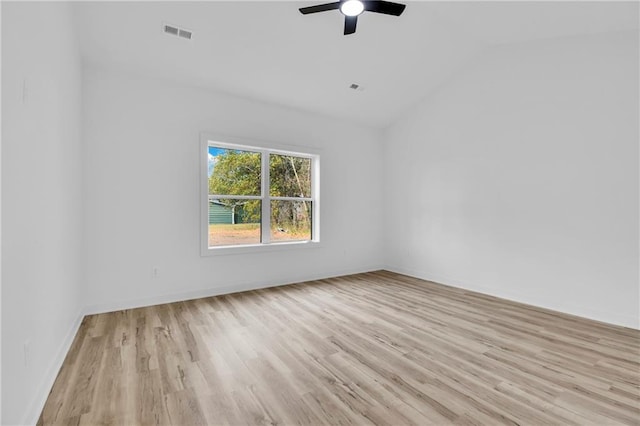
[[299, 0, 407, 35]]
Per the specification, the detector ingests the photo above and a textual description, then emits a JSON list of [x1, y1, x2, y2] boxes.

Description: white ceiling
[[73, 1, 639, 129]]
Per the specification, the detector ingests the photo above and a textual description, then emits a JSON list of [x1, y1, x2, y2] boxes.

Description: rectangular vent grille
[[164, 24, 179, 35], [163, 23, 193, 40], [178, 29, 192, 40]]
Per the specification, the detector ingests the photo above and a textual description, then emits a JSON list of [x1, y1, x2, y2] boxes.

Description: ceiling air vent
[[163, 23, 193, 40], [163, 24, 178, 35], [178, 29, 192, 40]]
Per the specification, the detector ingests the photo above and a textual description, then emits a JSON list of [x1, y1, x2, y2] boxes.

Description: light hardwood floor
[[39, 271, 640, 425]]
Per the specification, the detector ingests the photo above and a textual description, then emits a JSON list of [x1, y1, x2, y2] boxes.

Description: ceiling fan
[[299, 0, 406, 35]]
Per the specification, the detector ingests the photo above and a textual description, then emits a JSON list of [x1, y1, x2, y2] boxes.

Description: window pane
[[269, 154, 311, 198], [270, 200, 311, 242], [209, 147, 261, 196], [209, 199, 261, 246]]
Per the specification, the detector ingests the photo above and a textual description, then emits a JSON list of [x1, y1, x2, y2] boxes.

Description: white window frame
[[201, 133, 321, 256]]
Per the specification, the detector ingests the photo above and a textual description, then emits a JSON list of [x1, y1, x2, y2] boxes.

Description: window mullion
[[261, 150, 270, 244], [269, 196, 313, 202], [209, 194, 261, 200]]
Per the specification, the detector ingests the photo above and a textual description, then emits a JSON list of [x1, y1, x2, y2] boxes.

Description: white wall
[[1, 2, 85, 424], [82, 66, 384, 312], [384, 30, 639, 329]]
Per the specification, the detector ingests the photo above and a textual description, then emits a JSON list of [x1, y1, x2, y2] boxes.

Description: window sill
[[201, 240, 322, 257]]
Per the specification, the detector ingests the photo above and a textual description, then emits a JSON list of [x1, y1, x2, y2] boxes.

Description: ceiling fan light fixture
[[299, 0, 405, 35], [340, 0, 364, 17]]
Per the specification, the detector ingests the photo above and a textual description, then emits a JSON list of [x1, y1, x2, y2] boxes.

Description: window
[[201, 136, 319, 254]]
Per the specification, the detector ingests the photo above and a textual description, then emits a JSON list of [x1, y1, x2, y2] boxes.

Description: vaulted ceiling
[[73, 1, 639, 128]]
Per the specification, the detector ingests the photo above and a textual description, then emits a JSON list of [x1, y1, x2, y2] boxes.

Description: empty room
[[1, 0, 639, 425]]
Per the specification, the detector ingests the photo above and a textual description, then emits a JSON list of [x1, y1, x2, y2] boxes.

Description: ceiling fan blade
[[363, 0, 406, 16], [344, 15, 357, 35], [299, 2, 341, 14]]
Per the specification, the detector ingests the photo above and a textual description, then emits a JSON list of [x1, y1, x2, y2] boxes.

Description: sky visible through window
[[208, 146, 225, 177]]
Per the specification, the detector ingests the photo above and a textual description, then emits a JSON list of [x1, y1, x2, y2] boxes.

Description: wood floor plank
[[39, 271, 640, 425]]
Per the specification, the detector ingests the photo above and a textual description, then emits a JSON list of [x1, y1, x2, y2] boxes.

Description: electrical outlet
[[152, 267, 159, 278]]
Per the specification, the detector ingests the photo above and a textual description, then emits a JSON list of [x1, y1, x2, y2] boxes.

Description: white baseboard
[[23, 308, 86, 426], [84, 264, 384, 315], [384, 264, 639, 330]]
